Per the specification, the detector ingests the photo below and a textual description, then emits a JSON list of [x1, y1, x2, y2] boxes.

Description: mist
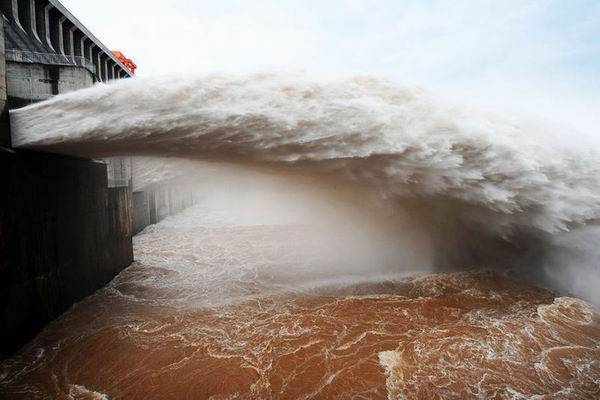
[[133, 160, 433, 293]]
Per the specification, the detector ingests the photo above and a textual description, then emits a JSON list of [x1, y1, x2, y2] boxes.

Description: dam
[[0, 0, 195, 360], [0, 1, 599, 399]]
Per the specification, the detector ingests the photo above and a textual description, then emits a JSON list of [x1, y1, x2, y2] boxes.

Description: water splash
[[10, 73, 600, 302]]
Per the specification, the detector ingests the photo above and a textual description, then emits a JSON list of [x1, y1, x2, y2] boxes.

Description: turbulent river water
[[0, 193, 599, 399], [1, 74, 600, 398]]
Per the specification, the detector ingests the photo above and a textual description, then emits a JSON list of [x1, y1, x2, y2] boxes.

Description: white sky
[[60, 0, 600, 136]]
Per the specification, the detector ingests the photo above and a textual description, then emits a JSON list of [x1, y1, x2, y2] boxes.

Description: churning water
[[1, 74, 599, 398]]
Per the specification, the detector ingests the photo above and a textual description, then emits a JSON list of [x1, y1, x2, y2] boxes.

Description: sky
[[61, 0, 600, 135]]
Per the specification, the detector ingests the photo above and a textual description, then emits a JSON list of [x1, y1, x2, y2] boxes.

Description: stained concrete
[[0, 148, 133, 358], [1, 0, 132, 82], [5, 61, 94, 107], [0, 18, 9, 147]]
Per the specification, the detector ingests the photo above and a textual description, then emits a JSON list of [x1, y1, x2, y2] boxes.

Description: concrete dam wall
[[0, 1, 200, 359], [0, 0, 138, 359], [133, 182, 199, 235], [0, 149, 133, 359]]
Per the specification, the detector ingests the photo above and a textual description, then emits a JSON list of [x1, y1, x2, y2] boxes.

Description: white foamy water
[[9, 74, 600, 302]]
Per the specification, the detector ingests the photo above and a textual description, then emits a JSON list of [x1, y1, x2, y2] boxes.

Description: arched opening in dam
[[0, 75, 599, 399]]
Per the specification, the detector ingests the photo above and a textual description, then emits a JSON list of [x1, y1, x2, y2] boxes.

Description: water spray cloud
[[10, 74, 600, 302]]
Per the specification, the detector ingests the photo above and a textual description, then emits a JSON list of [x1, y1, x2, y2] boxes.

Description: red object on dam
[[112, 51, 137, 74]]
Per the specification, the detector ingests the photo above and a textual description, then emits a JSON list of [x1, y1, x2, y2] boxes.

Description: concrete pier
[[133, 183, 199, 235], [0, 149, 133, 359]]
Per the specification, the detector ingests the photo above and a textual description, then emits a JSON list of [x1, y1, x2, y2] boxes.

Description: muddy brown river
[[1, 200, 598, 399]]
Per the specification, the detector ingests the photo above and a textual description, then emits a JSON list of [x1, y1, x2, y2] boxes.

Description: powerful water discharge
[[1, 74, 599, 399]]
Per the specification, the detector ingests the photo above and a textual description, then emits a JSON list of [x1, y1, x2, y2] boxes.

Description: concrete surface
[[133, 183, 199, 235], [0, 148, 133, 359]]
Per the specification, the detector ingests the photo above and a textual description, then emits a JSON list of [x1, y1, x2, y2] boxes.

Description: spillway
[[1, 74, 599, 399]]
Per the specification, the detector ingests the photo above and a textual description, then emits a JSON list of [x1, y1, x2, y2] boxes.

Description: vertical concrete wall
[[0, 18, 9, 147], [0, 149, 133, 359], [132, 183, 199, 235], [54, 64, 94, 93], [132, 191, 151, 234], [105, 156, 132, 188], [5, 62, 93, 107]]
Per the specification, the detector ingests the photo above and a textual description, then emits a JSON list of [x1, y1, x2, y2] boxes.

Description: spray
[[10, 73, 600, 303]]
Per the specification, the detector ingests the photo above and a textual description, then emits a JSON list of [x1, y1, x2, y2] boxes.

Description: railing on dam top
[[5, 49, 96, 75]]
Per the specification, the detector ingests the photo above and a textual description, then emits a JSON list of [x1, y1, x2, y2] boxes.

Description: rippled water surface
[[1, 201, 598, 400]]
